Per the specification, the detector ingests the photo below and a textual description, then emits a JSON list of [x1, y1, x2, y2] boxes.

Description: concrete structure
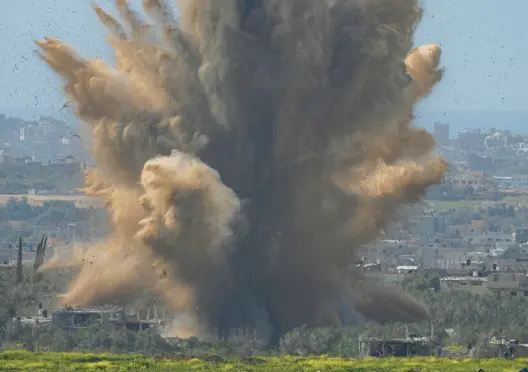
[[359, 334, 437, 358], [483, 258, 520, 273], [491, 175, 528, 190], [440, 276, 488, 293], [51, 306, 164, 331], [11, 302, 173, 338], [424, 249, 470, 271], [396, 265, 418, 274], [445, 172, 485, 189], [472, 232, 513, 245], [487, 272, 528, 297]]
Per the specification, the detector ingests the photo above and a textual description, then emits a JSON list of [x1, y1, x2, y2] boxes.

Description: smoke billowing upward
[[36, 0, 446, 340]]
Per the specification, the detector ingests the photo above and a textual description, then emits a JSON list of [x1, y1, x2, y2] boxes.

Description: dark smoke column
[[36, 0, 446, 341]]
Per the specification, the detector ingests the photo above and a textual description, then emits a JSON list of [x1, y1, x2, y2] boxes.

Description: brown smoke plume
[[36, 0, 446, 340]]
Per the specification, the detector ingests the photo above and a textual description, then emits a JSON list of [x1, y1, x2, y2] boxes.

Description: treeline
[[2, 266, 528, 357], [0, 198, 109, 243], [426, 182, 502, 202], [0, 198, 92, 224]]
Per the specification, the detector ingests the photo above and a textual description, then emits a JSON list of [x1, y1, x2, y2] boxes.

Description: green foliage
[[0, 351, 527, 371], [277, 290, 528, 358], [0, 162, 84, 194], [0, 198, 108, 243], [2, 263, 528, 358], [401, 271, 441, 292], [280, 325, 343, 356], [0, 198, 89, 223], [419, 291, 528, 347], [0, 266, 72, 341], [14, 325, 176, 356]]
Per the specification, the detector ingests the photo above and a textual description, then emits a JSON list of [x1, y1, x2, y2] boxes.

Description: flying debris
[[36, 0, 446, 342]]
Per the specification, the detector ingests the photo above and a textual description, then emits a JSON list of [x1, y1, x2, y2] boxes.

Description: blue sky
[[0, 0, 527, 119]]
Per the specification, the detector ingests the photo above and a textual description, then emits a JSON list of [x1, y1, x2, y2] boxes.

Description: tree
[[16, 237, 23, 285], [33, 236, 47, 282]]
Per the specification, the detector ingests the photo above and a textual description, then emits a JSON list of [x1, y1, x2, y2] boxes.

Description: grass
[[1, 351, 528, 371]]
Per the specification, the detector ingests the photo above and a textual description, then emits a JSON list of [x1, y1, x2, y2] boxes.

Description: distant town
[[361, 121, 528, 298], [5, 113, 528, 296], [0, 113, 88, 195], [0, 113, 102, 264], [3, 112, 528, 358]]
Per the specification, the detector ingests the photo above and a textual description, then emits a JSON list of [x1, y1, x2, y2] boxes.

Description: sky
[[0, 0, 527, 120]]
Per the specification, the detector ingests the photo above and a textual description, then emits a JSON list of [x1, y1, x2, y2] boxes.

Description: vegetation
[[426, 192, 528, 211], [0, 197, 108, 244], [0, 202, 527, 361], [2, 264, 528, 359], [0, 162, 83, 195], [0, 351, 527, 371]]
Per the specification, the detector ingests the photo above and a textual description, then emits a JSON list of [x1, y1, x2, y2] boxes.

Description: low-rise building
[[10, 303, 173, 337], [487, 272, 528, 297], [483, 258, 518, 272], [396, 265, 418, 274], [440, 275, 488, 293], [445, 172, 485, 189]]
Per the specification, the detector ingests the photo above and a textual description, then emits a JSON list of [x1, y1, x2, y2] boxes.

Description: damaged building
[[9, 302, 172, 337]]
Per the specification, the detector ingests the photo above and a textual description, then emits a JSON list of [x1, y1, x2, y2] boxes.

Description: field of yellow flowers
[[1, 351, 528, 371]]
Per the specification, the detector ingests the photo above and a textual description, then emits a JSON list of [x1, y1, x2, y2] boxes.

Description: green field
[[1, 351, 528, 372]]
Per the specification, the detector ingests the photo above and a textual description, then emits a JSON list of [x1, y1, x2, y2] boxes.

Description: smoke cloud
[[36, 0, 446, 341]]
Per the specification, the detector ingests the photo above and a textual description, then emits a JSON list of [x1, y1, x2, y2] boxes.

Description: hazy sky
[[0, 0, 527, 118]]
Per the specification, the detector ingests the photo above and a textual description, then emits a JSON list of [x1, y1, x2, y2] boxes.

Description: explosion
[[36, 0, 446, 341]]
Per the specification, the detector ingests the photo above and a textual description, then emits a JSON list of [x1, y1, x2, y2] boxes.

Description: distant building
[[396, 265, 418, 274], [0, 249, 10, 265], [483, 258, 518, 273], [0, 149, 13, 164], [358, 333, 437, 358], [468, 153, 493, 171], [485, 132, 505, 149], [471, 220, 489, 233], [487, 272, 528, 297], [446, 172, 485, 189], [516, 229, 528, 244], [502, 245, 528, 261], [11, 303, 172, 337], [417, 215, 437, 240], [440, 275, 488, 293], [51, 307, 160, 331], [493, 176, 514, 189], [13, 156, 34, 164], [493, 176, 528, 190], [513, 175, 528, 189], [469, 232, 513, 247], [433, 122, 450, 146]]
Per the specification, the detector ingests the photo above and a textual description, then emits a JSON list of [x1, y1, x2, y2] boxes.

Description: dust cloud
[[36, 0, 447, 341]]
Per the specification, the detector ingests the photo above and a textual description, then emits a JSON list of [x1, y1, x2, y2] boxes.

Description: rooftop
[[396, 266, 419, 271], [53, 307, 121, 314], [440, 276, 487, 282]]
